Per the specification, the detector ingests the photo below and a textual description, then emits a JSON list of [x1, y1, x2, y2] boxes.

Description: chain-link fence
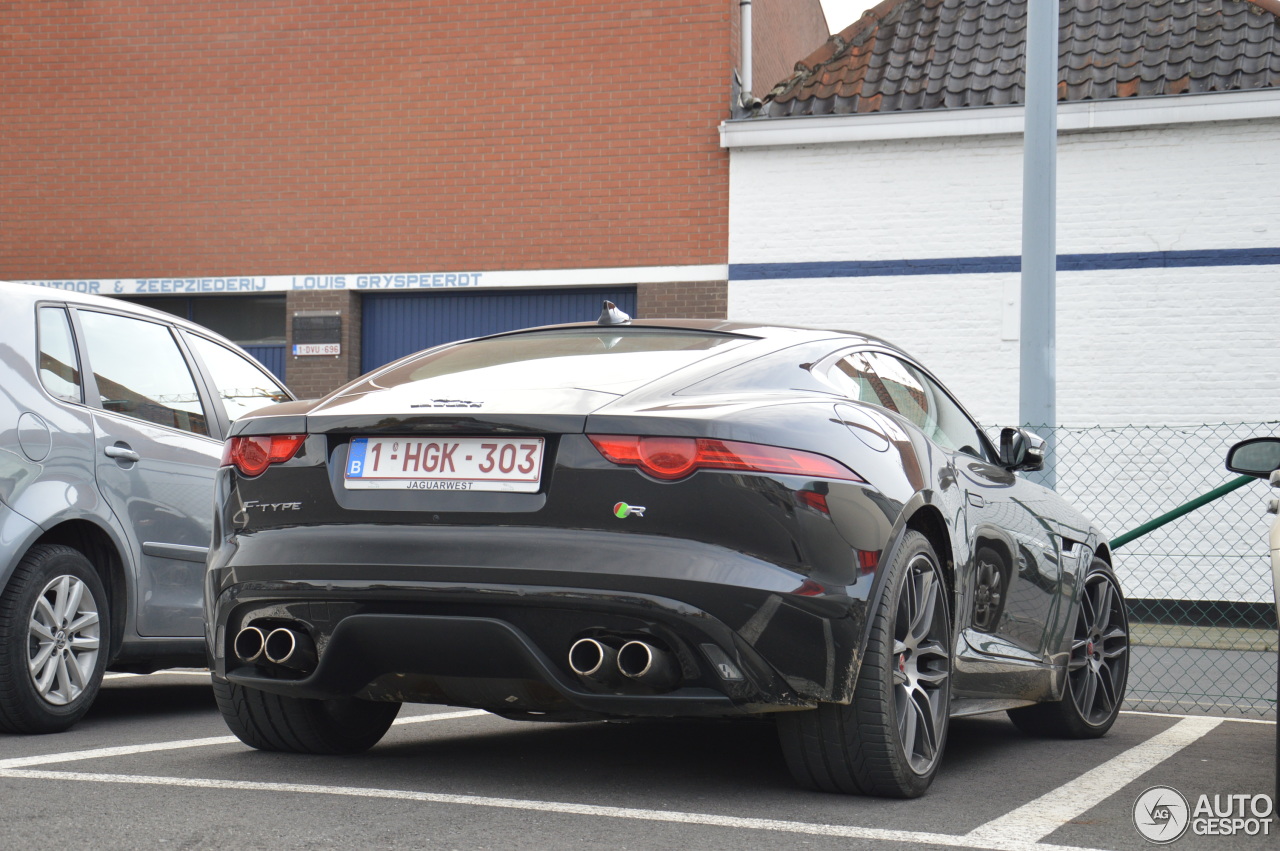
[[1032, 422, 1279, 719]]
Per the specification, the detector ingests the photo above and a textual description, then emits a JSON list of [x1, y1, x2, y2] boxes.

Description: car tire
[[212, 678, 401, 754], [0, 544, 110, 734], [1007, 558, 1129, 739], [777, 530, 952, 797]]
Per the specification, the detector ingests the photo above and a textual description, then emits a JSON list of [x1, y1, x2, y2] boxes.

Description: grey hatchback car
[[0, 280, 293, 733]]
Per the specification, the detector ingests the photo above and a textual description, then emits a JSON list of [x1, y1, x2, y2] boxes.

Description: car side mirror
[[1225, 437, 1280, 480], [1000, 427, 1045, 472]]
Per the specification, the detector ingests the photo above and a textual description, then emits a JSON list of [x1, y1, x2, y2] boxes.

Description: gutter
[[720, 88, 1280, 148]]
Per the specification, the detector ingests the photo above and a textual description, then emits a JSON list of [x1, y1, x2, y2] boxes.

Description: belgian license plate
[[344, 436, 544, 492]]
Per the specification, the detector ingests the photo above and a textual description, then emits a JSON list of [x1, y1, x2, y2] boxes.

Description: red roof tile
[[758, 0, 1280, 117]]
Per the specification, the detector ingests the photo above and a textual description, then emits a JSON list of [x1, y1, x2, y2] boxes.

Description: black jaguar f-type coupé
[[206, 311, 1128, 798]]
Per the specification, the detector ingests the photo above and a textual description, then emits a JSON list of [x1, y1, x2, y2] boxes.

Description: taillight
[[221, 434, 306, 477], [588, 434, 864, 483]]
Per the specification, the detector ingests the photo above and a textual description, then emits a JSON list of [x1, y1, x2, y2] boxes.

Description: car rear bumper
[[205, 525, 869, 716]]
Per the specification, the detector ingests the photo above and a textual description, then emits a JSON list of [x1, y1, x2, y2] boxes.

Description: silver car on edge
[[0, 280, 292, 733]]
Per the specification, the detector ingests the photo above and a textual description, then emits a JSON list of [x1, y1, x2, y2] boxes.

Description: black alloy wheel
[[972, 548, 1006, 632], [892, 547, 953, 774], [778, 530, 952, 797], [1069, 568, 1129, 725], [1009, 559, 1129, 738]]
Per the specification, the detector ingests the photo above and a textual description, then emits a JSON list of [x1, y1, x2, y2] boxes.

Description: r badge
[[613, 502, 646, 519]]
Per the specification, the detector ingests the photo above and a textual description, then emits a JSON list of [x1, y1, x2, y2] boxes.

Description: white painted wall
[[727, 114, 1280, 603], [727, 118, 1280, 428]]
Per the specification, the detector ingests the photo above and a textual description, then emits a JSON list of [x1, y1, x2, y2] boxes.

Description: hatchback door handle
[[104, 444, 140, 463]]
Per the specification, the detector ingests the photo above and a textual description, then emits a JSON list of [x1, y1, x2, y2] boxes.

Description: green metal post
[[1110, 475, 1257, 550]]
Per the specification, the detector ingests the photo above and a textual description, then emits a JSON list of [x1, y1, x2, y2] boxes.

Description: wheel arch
[[855, 500, 959, 669], [1092, 542, 1114, 567], [33, 519, 128, 660], [905, 504, 956, 616]]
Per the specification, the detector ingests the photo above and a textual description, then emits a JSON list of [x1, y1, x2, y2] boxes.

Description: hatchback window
[[78, 311, 210, 436], [186, 333, 290, 422], [37, 307, 83, 403], [373, 328, 748, 394]]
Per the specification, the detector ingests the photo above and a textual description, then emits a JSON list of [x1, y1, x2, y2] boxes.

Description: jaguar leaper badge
[[613, 502, 646, 519]]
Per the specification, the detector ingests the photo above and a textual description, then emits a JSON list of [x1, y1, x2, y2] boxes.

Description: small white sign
[[293, 343, 340, 356]]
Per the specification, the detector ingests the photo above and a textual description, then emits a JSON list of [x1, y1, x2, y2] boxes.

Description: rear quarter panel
[[0, 291, 120, 583]]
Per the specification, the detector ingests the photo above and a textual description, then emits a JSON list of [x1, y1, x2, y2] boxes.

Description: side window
[[889, 357, 991, 460], [77, 311, 210, 436], [828, 352, 901, 406], [37, 307, 83, 403], [186, 333, 290, 422], [829, 352, 929, 420], [830, 351, 990, 460]]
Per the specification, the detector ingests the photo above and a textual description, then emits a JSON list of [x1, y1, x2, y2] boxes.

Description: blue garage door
[[243, 345, 286, 383], [361, 287, 638, 372]]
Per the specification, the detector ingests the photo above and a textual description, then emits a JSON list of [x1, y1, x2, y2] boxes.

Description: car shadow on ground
[[208, 709, 1038, 805], [86, 678, 218, 719]]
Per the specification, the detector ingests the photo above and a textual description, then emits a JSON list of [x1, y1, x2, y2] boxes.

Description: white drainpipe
[[740, 0, 752, 101]]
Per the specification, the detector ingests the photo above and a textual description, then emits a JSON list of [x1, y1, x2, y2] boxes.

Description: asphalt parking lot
[[0, 671, 1274, 850]]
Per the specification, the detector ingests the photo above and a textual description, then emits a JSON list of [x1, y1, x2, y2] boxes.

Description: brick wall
[[751, 0, 830, 97], [285, 290, 363, 400], [1, 1, 734, 280], [638, 280, 728, 319]]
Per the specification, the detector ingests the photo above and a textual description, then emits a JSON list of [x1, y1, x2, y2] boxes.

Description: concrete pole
[[1020, 0, 1058, 488]]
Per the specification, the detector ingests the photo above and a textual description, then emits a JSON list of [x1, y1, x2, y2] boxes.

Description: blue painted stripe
[[730, 247, 1280, 281]]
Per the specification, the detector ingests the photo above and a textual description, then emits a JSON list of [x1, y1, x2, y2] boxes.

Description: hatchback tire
[[778, 530, 952, 797], [1007, 559, 1128, 738], [0, 544, 109, 734], [213, 678, 401, 754]]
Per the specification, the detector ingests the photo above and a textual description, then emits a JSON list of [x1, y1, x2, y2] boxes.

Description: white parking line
[[0, 709, 1238, 849], [0, 767, 1111, 851], [967, 716, 1223, 844], [393, 709, 488, 726], [1120, 708, 1275, 725], [0, 709, 488, 770], [0, 736, 238, 770]]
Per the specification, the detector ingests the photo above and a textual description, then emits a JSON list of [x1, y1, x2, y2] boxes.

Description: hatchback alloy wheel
[[28, 573, 102, 706], [1, 545, 110, 733]]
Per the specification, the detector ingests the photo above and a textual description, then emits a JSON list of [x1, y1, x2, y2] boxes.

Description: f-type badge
[[613, 502, 646, 519]]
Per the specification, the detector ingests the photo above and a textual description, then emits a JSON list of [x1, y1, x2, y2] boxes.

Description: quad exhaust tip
[[617, 640, 679, 689], [264, 627, 317, 672], [234, 624, 317, 674], [232, 625, 265, 663], [568, 638, 617, 680], [569, 637, 680, 691]]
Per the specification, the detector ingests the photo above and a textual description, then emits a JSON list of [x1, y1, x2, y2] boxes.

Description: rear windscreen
[[370, 329, 750, 394]]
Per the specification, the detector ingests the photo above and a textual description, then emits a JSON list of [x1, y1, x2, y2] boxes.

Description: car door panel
[[825, 349, 1066, 684], [92, 412, 219, 636], [76, 309, 220, 638], [957, 460, 1064, 660]]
